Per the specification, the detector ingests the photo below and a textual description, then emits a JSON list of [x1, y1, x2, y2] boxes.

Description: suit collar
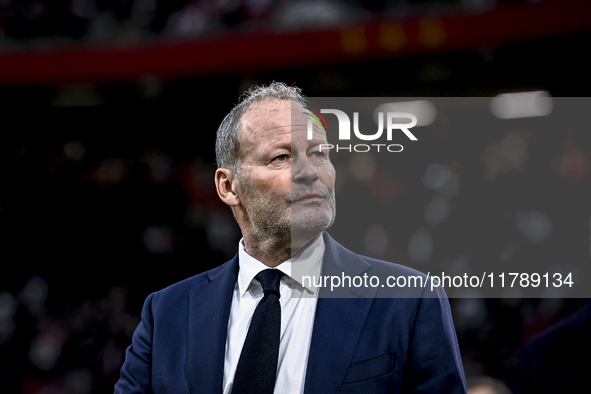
[[320, 232, 377, 298], [304, 233, 377, 393], [322, 232, 370, 275], [186, 255, 238, 394]]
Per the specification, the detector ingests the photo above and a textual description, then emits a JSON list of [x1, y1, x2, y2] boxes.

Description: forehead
[[239, 100, 326, 144], [241, 99, 303, 131]]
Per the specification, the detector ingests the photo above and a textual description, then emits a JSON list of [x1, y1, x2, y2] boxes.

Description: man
[[115, 83, 466, 393], [516, 301, 591, 394]]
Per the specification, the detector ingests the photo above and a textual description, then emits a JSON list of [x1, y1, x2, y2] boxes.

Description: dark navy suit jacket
[[115, 233, 466, 393]]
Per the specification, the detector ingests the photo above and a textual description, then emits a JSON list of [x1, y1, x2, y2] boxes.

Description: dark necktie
[[232, 269, 284, 394]]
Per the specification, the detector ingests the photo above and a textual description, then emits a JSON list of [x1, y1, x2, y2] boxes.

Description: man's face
[[235, 100, 336, 241]]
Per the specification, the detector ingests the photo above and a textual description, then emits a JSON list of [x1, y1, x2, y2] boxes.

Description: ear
[[215, 168, 240, 207]]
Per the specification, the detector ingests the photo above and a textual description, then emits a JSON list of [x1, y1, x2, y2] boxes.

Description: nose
[[293, 158, 319, 184]]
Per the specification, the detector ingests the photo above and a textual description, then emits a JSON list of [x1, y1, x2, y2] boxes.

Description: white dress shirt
[[222, 235, 324, 394]]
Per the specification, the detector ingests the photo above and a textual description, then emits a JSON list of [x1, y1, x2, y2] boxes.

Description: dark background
[[1, 0, 590, 393]]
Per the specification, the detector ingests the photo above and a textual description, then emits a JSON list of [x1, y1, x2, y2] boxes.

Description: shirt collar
[[237, 234, 325, 297]]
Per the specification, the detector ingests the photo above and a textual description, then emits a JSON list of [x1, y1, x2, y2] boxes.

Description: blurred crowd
[[1, 132, 241, 392], [0, 0, 524, 44], [0, 279, 137, 393]]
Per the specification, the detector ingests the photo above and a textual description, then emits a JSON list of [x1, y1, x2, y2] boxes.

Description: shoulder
[[325, 232, 426, 277], [361, 254, 428, 278], [323, 233, 437, 299], [518, 303, 591, 392], [523, 302, 591, 358]]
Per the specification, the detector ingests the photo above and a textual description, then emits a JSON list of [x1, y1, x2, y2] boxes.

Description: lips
[[293, 193, 324, 203]]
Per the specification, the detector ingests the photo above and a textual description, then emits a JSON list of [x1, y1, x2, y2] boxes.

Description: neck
[[242, 231, 321, 268]]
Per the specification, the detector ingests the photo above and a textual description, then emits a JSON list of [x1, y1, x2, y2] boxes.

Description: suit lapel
[[304, 233, 377, 393], [186, 256, 238, 394]]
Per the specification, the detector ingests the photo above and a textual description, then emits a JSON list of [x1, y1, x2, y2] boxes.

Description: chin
[[291, 214, 334, 234]]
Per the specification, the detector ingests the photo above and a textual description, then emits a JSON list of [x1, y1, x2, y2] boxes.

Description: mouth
[[293, 193, 324, 203]]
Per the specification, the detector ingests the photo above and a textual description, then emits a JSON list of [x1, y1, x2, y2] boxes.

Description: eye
[[312, 151, 325, 159], [274, 154, 288, 162]]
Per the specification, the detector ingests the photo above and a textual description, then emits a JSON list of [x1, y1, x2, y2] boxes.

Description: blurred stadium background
[[1, 0, 591, 393]]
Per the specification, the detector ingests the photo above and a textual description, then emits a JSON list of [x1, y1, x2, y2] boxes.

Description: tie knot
[[256, 269, 284, 298]]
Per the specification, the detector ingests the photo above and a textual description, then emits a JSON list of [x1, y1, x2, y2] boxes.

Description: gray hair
[[215, 82, 308, 173]]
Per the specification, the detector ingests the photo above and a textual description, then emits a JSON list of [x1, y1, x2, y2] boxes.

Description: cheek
[[278, 174, 293, 193], [262, 172, 292, 194], [319, 167, 336, 188]]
